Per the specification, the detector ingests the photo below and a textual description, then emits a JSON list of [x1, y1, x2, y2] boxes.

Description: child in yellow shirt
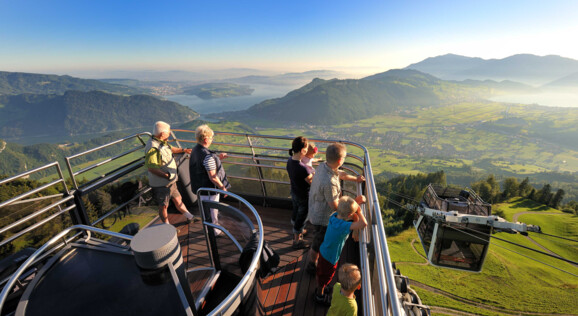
[[327, 263, 362, 316]]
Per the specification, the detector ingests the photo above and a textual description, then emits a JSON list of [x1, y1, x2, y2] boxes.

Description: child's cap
[[306, 143, 318, 155]]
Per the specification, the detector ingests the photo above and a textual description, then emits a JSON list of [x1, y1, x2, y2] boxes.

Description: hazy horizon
[[2, 1, 578, 79]]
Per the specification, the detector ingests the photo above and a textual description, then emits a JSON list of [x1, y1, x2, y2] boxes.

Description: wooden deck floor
[[162, 202, 360, 316]]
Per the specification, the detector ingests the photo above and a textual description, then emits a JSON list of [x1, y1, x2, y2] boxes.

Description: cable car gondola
[[414, 184, 541, 272], [414, 184, 493, 272]]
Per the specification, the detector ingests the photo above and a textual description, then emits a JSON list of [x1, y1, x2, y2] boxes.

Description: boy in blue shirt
[[314, 196, 367, 305]]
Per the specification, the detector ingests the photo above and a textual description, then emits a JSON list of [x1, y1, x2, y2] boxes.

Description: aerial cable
[[384, 198, 415, 213], [490, 241, 578, 278], [440, 223, 578, 274], [529, 232, 578, 243], [383, 196, 420, 210], [387, 192, 421, 204], [452, 224, 578, 266], [489, 234, 578, 266]]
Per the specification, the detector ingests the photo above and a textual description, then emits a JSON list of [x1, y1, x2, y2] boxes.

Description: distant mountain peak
[[405, 54, 578, 85], [362, 68, 441, 83]]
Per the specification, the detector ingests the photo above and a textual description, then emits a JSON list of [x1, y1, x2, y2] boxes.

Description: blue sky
[[1, 0, 577, 77]]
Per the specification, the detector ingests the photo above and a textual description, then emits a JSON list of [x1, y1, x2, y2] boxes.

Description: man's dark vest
[[190, 144, 230, 193]]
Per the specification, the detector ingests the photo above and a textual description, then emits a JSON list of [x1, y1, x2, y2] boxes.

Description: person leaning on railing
[[190, 124, 231, 236], [145, 121, 196, 225], [306, 142, 366, 275], [286, 136, 313, 249]]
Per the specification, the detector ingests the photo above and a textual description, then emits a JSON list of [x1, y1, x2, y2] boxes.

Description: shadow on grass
[[509, 198, 550, 211], [504, 198, 550, 212]]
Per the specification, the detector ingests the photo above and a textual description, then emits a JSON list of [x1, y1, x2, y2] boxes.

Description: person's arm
[[207, 169, 227, 191], [148, 167, 171, 180], [305, 173, 313, 184], [171, 147, 192, 154], [350, 203, 367, 242], [338, 171, 365, 183], [355, 195, 366, 205], [349, 206, 367, 231], [328, 198, 339, 210]]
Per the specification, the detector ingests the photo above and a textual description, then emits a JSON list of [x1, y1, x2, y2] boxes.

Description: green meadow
[[253, 101, 578, 201]]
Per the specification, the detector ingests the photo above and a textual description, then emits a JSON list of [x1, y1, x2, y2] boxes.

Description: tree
[[549, 189, 565, 209], [536, 184, 552, 206], [502, 177, 519, 199], [518, 177, 533, 197], [528, 188, 536, 200], [471, 175, 500, 203], [471, 181, 492, 203]]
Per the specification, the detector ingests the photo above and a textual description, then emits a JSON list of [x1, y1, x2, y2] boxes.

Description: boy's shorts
[[311, 224, 327, 252], [316, 254, 338, 288], [151, 182, 181, 206]]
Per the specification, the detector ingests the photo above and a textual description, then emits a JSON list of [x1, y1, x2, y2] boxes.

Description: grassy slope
[[388, 199, 578, 315], [494, 198, 578, 263], [254, 101, 578, 203]]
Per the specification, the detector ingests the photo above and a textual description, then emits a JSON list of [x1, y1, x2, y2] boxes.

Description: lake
[[165, 84, 300, 118]]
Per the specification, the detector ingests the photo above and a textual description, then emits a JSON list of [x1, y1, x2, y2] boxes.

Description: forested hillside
[[237, 69, 534, 125], [0, 71, 148, 95], [0, 90, 198, 141]]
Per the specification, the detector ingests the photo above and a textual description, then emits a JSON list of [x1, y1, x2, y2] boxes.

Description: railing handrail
[[172, 130, 400, 316], [0, 129, 401, 316], [363, 150, 404, 315], [196, 188, 265, 316], [65, 132, 151, 189]]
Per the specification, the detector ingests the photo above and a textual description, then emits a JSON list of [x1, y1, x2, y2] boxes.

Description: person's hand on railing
[[219, 152, 228, 160], [355, 195, 366, 205], [352, 229, 360, 242], [351, 212, 361, 242]]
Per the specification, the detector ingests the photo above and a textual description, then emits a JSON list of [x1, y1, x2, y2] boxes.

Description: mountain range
[[223, 70, 347, 86], [0, 71, 149, 96], [225, 69, 534, 125], [405, 53, 578, 86], [1, 53, 577, 141]]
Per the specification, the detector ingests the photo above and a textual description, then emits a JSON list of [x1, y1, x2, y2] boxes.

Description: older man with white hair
[[145, 121, 196, 224]]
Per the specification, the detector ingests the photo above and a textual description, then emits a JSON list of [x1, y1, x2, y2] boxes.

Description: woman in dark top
[[286, 136, 313, 249]]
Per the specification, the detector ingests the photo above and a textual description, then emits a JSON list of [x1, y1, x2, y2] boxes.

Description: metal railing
[[0, 162, 73, 249], [0, 129, 404, 316], [64, 132, 150, 190], [171, 130, 404, 316], [196, 188, 265, 316]]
